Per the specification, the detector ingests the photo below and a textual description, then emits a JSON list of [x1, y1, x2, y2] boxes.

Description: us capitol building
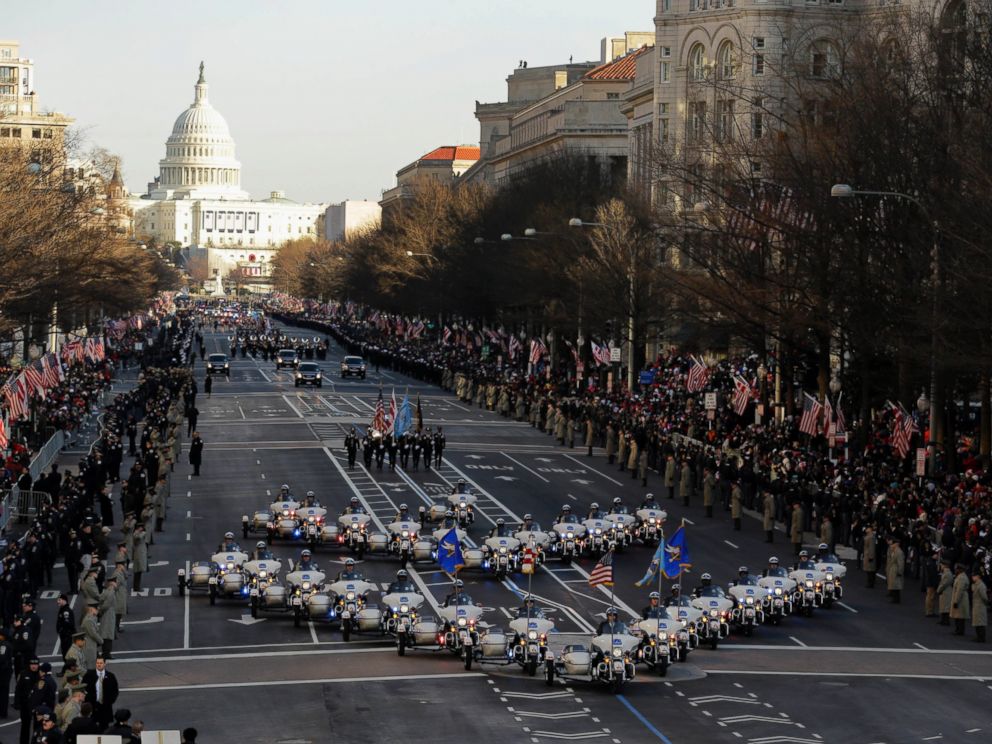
[[131, 63, 325, 285]]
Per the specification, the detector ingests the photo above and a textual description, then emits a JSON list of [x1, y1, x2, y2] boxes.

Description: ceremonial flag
[[0, 416, 7, 451], [437, 527, 465, 575], [588, 549, 614, 587], [732, 375, 751, 416], [23, 365, 45, 398], [371, 389, 387, 433], [686, 356, 709, 393], [823, 395, 833, 434], [40, 356, 58, 388], [388, 388, 397, 434], [662, 524, 691, 579], [799, 392, 822, 436], [634, 540, 666, 588], [508, 336, 521, 361], [834, 392, 847, 442], [529, 339, 547, 366], [888, 402, 915, 459], [442, 326, 453, 345], [4, 378, 27, 421], [394, 394, 412, 438], [416, 394, 423, 432], [591, 340, 611, 366]]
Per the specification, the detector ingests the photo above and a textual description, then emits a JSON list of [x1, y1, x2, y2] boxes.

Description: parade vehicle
[[385, 519, 423, 567], [260, 499, 303, 544], [814, 546, 846, 607], [276, 348, 301, 370], [438, 593, 484, 669], [727, 574, 766, 636], [583, 517, 612, 557], [482, 532, 521, 580], [328, 575, 380, 642], [294, 362, 323, 388], [604, 502, 636, 550], [177, 549, 249, 603], [430, 524, 486, 570], [244, 558, 285, 618], [690, 586, 733, 648], [789, 565, 826, 616], [339, 511, 375, 558], [551, 516, 587, 563], [634, 508, 666, 546], [514, 519, 551, 564], [545, 628, 639, 693], [205, 353, 230, 377], [633, 611, 681, 676], [286, 568, 331, 627], [475, 606, 555, 676], [297, 505, 336, 550], [382, 586, 426, 655], [340, 355, 367, 379], [665, 596, 702, 658], [758, 563, 796, 624]]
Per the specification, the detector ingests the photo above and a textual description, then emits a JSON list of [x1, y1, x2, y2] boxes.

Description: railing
[[0, 488, 51, 534]]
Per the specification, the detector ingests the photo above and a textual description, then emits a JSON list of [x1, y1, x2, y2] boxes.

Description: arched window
[[689, 44, 707, 82], [718, 41, 736, 79], [810, 39, 840, 78], [939, 0, 966, 78]]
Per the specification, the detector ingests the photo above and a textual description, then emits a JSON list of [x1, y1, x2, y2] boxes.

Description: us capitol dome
[[149, 61, 250, 201]]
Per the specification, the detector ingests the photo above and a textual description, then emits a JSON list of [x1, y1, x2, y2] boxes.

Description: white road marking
[[567, 493, 577, 501], [563, 454, 623, 486], [724, 540, 739, 549], [184, 560, 191, 649], [705, 670, 992, 680], [352, 395, 375, 411], [123, 672, 484, 693], [683, 518, 695, 525], [281, 394, 304, 418], [186, 533, 191, 542], [837, 601, 859, 613], [789, 636, 807, 647], [308, 620, 319, 645], [257, 368, 271, 383], [716, 643, 992, 655], [914, 642, 928, 651], [502, 453, 550, 483]]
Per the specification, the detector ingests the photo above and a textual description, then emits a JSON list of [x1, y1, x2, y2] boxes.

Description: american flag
[[823, 396, 833, 437], [508, 335, 521, 361], [732, 375, 752, 416], [0, 416, 8, 451], [588, 549, 614, 587], [41, 356, 58, 388], [23, 365, 45, 398], [591, 340, 612, 366], [371, 389, 388, 433], [564, 339, 579, 364], [529, 339, 547, 366], [834, 393, 847, 441], [61, 341, 81, 364], [4, 378, 28, 421], [442, 326, 452, 344], [889, 402, 915, 459], [388, 388, 397, 434], [799, 393, 822, 437], [686, 356, 709, 393]]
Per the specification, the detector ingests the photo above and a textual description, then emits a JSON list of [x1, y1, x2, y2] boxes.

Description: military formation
[[343, 426, 446, 471]]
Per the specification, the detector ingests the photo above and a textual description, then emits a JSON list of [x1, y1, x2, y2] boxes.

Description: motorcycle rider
[[393, 503, 412, 523], [301, 490, 321, 508], [518, 514, 536, 532], [641, 592, 664, 619], [794, 550, 817, 570], [693, 573, 715, 598], [489, 518, 512, 538], [664, 584, 683, 607], [556, 505, 579, 524], [438, 510, 458, 532], [597, 607, 626, 635], [295, 549, 319, 572], [453, 479, 470, 495], [253, 541, 275, 561], [342, 497, 366, 515], [443, 579, 474, 606], [730, 566, 750, 586], [515, 594, 542, 619], [337, 558, 363, 581], [386, 569, 417, 595], [762, 557, 787, 577], [816, 542, 834, 561], [609, 496, 629, 514], [218, 532, 241, 553], [278, 484, 292, 500], [587, 502, 607, 520], [640, 493, 661, 510]]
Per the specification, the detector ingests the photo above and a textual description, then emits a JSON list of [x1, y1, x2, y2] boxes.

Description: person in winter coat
[[617, 433, 627, 472], [664, 456, 676, 500], [886, 537, 905, 604], [702, 468, 716, 518], [950, 563, 970, 635], [585, 419, 595, 457], [971, 573, 988, 643], [131, 525, 149, 592], [790, 503, 804, 555], [862, 525, 877, 588], [188, 433, 204, 476], [80, 606, 101, 669], [627, 440, 639, 480], [605, 425, 617, 465], [937, 560, 954, 625], [731, 483, 743, 531], [638, 449, 649, 487], [763, 491, 775, 543], [680, 459, 691, 507]]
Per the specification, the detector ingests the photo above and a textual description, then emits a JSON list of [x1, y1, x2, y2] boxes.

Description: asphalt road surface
[[23, 323, 992, 743]]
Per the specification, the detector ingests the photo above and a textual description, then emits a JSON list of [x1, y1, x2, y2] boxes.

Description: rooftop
[[583, 46, 653, 81], [420, 145, 481, 162]]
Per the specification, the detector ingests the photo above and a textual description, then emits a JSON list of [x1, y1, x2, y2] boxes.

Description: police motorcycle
[[664, 591, 702, 659], [635, 498, 666, 546], [545, 608, 638, 693], [583, 504, 612, 557], [286, 552, 331, 627], [514, 515, 551, 565], [483, 519, 521, 579], [295, 492, 334, 550], [242, 485, 294, 540], [431, 515, 486, 570], [690, 574, 733, 649], [813, 543, 846, 608], [386, 506, 421, 567], [244, 551, 286, 618], [474, 597, 554, 676], [789, 550, 826, 616], [436, 582, 484, 669], [633, 595, 679, 676], [178, 533, 248, 603], [381, 571, 425, 655], [604, 498, 636, 551], [758, 557, 796, 624], [339, 498, 375, 558], [328, 559, 381, 641], [550, 505, 587, 563], [448, 487, 476, 527], [727, 567, 765, 637]]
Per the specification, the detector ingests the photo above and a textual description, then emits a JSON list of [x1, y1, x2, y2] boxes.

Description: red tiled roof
[[583, 45, 652, 81], [421, 145, 481, 162]]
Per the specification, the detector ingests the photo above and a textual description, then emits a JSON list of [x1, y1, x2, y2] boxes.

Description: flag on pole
[[23, 365, 45, 398], [687, 356, 709, 393], [799, 392, 822, 436], [4, 378, 27, 421], [634, 539, 666, 588], [529, 339, 547, 366], [0, 416, 7, 451], [388, 388, 397, 434], [371, 389, 387, 433], [591, 340, 612, 366], [732, 375, 751, 416], [416, 394, 423, 432], [437, 527, 465, 575], [508, 335, 522, 361], [823, 395, 833, 434], [588, 549, 614, 587], [662, 524, 691, 579], [394, 394, 412, 438], [834, 392, 847, 442], [442, 326, 452, 344]]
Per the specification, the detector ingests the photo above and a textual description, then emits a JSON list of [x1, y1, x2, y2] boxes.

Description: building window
[[659, 102, 670, 115], [659, 117, 670, 143], [718, 41, 736, 79], [0, 128, 8, 137], [607, 92, 620, 100], [663, 0, 671, 9], [689, 44, 706, 82], [661, 47, 671, 58], [752, 98, 764, 138], [689, 100, 706, 142], [660, 62, 671, 82], [754, 53, 764, 76], [810, 40, 840, 78], [716, 99, 735, 141]]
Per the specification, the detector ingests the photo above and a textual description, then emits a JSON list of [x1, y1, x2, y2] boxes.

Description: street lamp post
[[832, 183, 939, 476], [569, 218, 636, 391]]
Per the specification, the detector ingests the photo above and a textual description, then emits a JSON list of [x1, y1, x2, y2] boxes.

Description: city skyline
[[9, 0, 649, 203]]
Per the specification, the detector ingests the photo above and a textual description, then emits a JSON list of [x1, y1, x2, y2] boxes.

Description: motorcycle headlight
[[400, 604, 409, 613], [612, 647, 623, 658], [826, 573, 834, 581], [805, 580, 814, 588], [346, 591, 356, 600], [774, 587, 783, 596], [709, 609, 718, 617], [745, 597, 754, 605], [528, 630, 538, 640], [648, 518, 656, 525], [594, 528, 602, 535], [282, 510, 289, 517], [225, 562, 234, 571], [402, 530, 409, 538], [302, 581, 311, 591], [457, 617, 467, 627], [566, 532, 574, 539], [259, 571, 267, 579], [308, 517, 315, 523], [498, 546, 507, 554]]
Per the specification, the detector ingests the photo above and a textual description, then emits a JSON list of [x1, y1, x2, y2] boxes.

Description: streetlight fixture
[[569, 216, 636, 391], [832, 182, 939, 475]]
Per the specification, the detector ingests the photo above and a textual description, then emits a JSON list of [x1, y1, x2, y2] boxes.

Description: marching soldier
[[411, 434, 422, 471], [433, 427, 445, 468], [344, 428, 359, 470], [421, 429, 433, 472], [56, 595, 75, 659], [399, 433, 411, 469]]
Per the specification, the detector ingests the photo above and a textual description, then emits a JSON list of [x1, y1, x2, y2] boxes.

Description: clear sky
[[10, 0, 651, 204]]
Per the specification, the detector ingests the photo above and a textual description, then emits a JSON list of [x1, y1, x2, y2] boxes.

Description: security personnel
[[301, 491, 320, 508], [13, 656, 40, 744], [18, 600, 40, 656], [640, 493, 660, 510], [587, 502, 607, 520], [337, 558, 362, 582], [342, 497, 365, 515], [393, 504, 412, 523], [386, 570, 417, 595], [55, 595, 75, 659], [0, 627, 12, 718], [692, 573, 714, 598], [344, 429, 359, 469], [433, 427, 445, 467], [489, 518, 511, 538], [641, 592, 663, 619], [63, 632, 87, 678], [218, 532, 241, 554], [295, 550, 319, 573], [597, 607, 625, 635], [515, 595, 541, 619], [252, 542, 275, 561], [374, 435, 386, 471], [398, 434, 411, 469], [362, 434, 374, 469], [411, 435, 422, 471], [518, 514, 536, 533], [663, 584, 683, 607], [421, 430, 433, 472]]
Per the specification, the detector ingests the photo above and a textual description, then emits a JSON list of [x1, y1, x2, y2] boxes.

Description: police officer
[[362, 434, 374, 469], [295, 550, 318, 573], [55, 595, 75, 660], [386, 570, 416, 595], [794, 550, 816, 571], [302, 491, 320, 508], [641, 592, 663, 619], [411, 435, 422, 471], [433, 427, 445, 468], [443, 579, 469, 606], [0, 627, 12, 718], [342, 497, 365, 515], [587, 502, 607, 520], [597, 607, 625, 635], [337, 558, 362, 582], [374, 435, 386, 471], [218, 532, 241, 554], [421, 430, 433, 472], [252, 542, 274, 561], [556, 504, 577, 523], [344, 428, 359, 470], [693, 573, 714, 598], [489, 518, 511, 539], [518, 514, 536, 533], [640, 493, 660, 510], [393, 504, 411, 523]]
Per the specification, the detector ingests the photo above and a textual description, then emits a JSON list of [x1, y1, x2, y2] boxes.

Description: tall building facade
[[0, 40, 73, 157], [131, 64, 326, 286], [324, 200, 381, 242]]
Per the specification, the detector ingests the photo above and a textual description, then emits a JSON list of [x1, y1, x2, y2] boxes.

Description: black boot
[[954, 618, 965, 635], [765, 530, 773, 543], [976, 626, 986, 643]]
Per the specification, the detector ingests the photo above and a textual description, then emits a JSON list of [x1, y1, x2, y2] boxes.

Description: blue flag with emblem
[[394, 394, 412, 438], [634, 538, 666, 587], [662, 524, 691, 579], [437, 526, 465, 575]]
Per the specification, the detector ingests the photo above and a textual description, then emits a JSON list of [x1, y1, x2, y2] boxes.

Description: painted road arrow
[[149, 561, 170, 568], [121, 616, 165, 625], [500, 691, 573, 700], [228, 615, 267, 626], [531, 732, 608, 741], [689, 695, 761, 705], [515, 711, 589, 720], [535, 457, 554, 462], [571, 479, 592, 485], [494, 476, 517, 482], [721, 715, 796, 725]]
